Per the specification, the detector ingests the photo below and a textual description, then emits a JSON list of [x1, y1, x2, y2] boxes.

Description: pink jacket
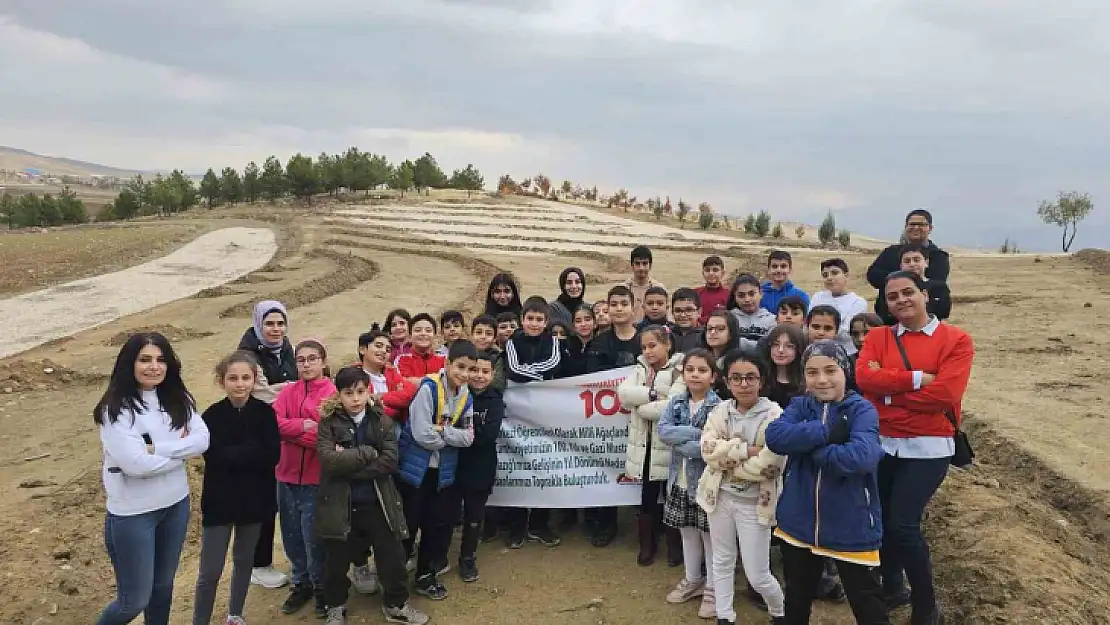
[[273, 377, 337, 485]]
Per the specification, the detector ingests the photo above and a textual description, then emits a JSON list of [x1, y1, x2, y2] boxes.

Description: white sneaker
[[351, 564, 379, 594], [383, 603, 429, 625], [250, 566, 289, 588], [325, 605, 348, 625], [226, 617, 248, 625]]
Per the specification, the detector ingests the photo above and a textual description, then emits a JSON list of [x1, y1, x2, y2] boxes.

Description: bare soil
[[1, 197, 1109, 625]]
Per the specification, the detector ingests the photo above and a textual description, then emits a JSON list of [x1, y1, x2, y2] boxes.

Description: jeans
[[277, 482, 325, 588], [193, 523, 261, 625], [443, 484, 491, 559], [323, 504, 409, 610], [780, 541, 890, 625], [708, 491, 785, 620], [95, 496, 190, 625], [878, 454, 949, 614]]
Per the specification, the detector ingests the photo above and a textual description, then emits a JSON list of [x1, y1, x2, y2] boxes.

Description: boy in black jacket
[[875, 243, 952, 324], [448, 350, 505, 582], [503, 296, 563, 548], [670, 287, 704, 354], [584, 285, 642, 547]]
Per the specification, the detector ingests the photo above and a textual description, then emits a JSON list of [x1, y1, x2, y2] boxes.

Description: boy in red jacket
[[358, 326, 417, 421]]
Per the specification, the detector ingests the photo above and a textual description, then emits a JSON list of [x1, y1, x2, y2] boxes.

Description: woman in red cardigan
[[855, 271, 973, 625]]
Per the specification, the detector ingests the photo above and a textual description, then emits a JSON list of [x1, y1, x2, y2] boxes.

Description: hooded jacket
[[729, 308, 778, 344], [314, 396, 408, 542], [200, 397, 281, 527], [760, 280, 811, 316], [455, 386, 506, 491], [273, 376, 338, 485], [765, 393, 884, 558], [696, 397, 786, 526], [484, 273, 523, 317], [617, 352, 687, 482], [549, 267, 586, 325]]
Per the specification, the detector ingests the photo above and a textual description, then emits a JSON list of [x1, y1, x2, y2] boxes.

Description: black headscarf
[[484, 273, 523, 317], [555, 267, 586, 314]]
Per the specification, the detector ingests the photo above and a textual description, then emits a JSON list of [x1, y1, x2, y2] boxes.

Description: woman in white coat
[[618, 325, 686, 566]]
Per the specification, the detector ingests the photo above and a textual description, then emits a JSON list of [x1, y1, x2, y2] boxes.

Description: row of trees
[[102, 150, 487, 221], [0, 188, 88, 228]]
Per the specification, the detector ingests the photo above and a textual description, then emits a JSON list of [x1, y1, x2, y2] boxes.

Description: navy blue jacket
[[765, 392, 884, 553]]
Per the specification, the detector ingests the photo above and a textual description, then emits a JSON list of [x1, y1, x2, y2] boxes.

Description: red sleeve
[[382, 379, 417, 421], [396, 355, 418, 379], [888, 329, 974, 414], [855, 328, 916, 395], [273, 386, 303, 441]]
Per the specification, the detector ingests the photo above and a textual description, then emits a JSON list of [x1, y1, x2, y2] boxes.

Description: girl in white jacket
[[698, 351, 787, 625], [617, 325, 686, 566]]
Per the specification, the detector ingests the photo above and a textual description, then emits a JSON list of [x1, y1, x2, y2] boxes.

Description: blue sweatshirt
[[761, 280, 810, 315]]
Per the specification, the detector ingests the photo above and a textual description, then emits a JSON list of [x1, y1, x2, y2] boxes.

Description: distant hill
[[0, 146, 145, 178]]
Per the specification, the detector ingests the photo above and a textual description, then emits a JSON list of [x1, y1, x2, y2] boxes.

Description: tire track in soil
[[927, 418, 1110, 624]]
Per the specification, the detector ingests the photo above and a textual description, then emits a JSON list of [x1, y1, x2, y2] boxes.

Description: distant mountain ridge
[[0, 146, 146, 177]]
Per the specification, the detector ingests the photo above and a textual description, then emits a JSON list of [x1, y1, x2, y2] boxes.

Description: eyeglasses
[[905, 222, 930, 229], [673, 307, 698, 315], [296, 355, 321, 365], [706, 326, 728, 334], [727, 373, 761, 385]]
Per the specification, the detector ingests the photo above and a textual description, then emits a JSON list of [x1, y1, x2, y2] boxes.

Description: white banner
[[487, 366, 643, 508]]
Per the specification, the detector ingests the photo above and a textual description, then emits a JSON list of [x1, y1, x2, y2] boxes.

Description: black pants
[[442, 484, 491, 559], [322, 504, 408, 610], [780, 542, 890, 625], [396, 469, 453, 578], [641, 479, 662, 514], [253, 512, 277, 568], [506, 507, 550, 535]]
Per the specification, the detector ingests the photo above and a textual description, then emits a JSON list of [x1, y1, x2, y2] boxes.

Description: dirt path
[[0, 227, 277, 358]]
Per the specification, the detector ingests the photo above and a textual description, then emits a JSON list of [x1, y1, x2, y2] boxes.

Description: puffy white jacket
[[618, 352, 687, 482]]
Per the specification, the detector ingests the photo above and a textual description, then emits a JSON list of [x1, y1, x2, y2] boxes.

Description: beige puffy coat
[[618, 353, 686, 482]]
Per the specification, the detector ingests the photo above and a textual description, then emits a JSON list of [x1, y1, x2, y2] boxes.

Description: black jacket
[[586, 328, 641, 373], [200, 397, 282, 527], [866, 241, 951, 289], [238, 328, 298, 385], [671, 326, 704, 356], [557, 335, 588, 378], [505, 329, 562, 382], [456, 387, 505, 491]]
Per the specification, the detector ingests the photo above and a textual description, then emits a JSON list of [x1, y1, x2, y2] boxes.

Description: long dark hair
[[761, 324, 808, 394], [699, 309, 741, 355], [93, 332, 196, 429], [485, 273, 523, 316]]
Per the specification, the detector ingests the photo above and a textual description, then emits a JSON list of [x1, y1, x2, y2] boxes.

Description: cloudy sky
[[1, 0, 1108, 250]]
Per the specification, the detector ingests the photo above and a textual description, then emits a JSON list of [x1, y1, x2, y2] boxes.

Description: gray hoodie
[[730, 308, 778, 354]]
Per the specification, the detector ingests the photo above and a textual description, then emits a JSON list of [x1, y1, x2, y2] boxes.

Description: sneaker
[[250, 566, 289, 588], [527, 528, 562, 547], [818, 579, 846, 604], [414, 574, 448, 601], [459, 555, 479, 582], [665, 577, 705, 604], [508, 531, 526, 549], [351, 564, 378, 595], [226, 617, 247, 625], [324, 606, 347, 625], [434, 558, 451, 576], [280, 585, 314, 615], [314, 591, 327, 619], [383, 603, 430, 625], [698, 587, 716, 619]]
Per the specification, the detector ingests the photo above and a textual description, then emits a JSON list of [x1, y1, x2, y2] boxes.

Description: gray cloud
[[2, 1, 1108, 250]]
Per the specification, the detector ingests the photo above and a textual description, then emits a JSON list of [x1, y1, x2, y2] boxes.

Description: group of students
[[92, 219, 972, 625]]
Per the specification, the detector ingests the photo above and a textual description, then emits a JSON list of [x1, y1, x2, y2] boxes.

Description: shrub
[[698, 210, 714, 230], [795, 225, 806, 239], [837, 229, 851, 248], [818, 211, 837, 246], [743, 214, 756, 233], [772, 222, 784, 238], [754, 210, 771, 237]]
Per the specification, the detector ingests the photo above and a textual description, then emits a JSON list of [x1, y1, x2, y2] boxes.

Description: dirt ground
[[1, 195, 1109, 625]]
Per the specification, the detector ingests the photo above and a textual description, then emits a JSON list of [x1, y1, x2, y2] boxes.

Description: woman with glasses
[[272, 339, 337, 618]]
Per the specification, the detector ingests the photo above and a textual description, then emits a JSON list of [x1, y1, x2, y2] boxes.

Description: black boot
[[636, 513, 657, 566], [280, 584, 313, 614], [665, 526, 683, 567]]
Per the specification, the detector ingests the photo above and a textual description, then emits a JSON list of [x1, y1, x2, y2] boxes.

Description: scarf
[[251, 300, 288, 350]]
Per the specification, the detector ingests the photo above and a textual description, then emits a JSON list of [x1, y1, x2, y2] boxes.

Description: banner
[[487, 366, 643, 508]]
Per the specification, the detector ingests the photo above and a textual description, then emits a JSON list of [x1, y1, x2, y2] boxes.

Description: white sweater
[[809, 291, 869, 355], [99, 389, 210, 516]]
